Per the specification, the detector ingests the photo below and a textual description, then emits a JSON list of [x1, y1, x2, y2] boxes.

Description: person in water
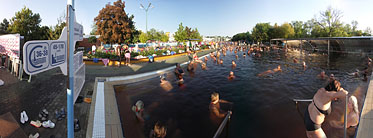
[[204, 56, 208, 62], [304, 79, 348, 138], [228, 71, 235, 80], [317, 71, 328, 79], [187, 61, 195, 72], [149, 121, 167, 138], [273, 65, 282, 72], [201, 62, 207, 70], [174, 63, 184, 77], [132, 100, 145, 122], [232, 60, 237, 68], [243, 53, 246, 58], [303, 61, 307, 69], [209, 92, 232, 119], [219, 59, 223, 65], [160, 76, 173, 92], [329, 95, 359, 128]]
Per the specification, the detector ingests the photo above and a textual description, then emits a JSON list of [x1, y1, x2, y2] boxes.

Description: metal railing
[[213, 111, 232, 138]]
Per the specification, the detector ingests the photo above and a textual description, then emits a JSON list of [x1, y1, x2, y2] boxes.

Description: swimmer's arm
[[219, 99, 232, 104], [325, 88, 348, 99], [211, 107, 226, 118]]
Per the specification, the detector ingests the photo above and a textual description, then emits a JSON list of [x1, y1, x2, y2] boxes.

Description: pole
[[146, 10, 148, 33], [344, 95, 348, 138], [67, 0, 75, 137]]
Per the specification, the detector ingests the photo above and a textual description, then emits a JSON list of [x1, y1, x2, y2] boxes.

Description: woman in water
[[228, 71, 235, 80], [273, 65, 282, 72], [304, 80, 348, 138], [232, 60, 237, 68], [329, 95, 359, 128]]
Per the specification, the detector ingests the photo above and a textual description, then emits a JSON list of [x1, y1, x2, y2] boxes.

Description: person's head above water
[[175, 63, 180, 68], [232, 60, 236, 65], [229, 71, 234, 76], [325, 79, 341, 92], [211, 92, 219, 104]]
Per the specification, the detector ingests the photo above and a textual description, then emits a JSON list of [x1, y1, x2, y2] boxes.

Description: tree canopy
[[94, 0, 137, 44], [233, 6, 371, 43], [174, 22, 202, 42], [0, 19, 9, 34], [7, 6, 49, 42], [138, 28, 169, 43]]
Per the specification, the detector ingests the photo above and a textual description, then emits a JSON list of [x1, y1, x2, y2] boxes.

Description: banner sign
[[0, 34, 20, 58]]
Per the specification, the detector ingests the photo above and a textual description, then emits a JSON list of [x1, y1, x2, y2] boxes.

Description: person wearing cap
[[132, 100, 145, 122]]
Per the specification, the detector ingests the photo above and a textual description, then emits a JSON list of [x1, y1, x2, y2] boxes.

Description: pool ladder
[[213, 111, 232, 138]]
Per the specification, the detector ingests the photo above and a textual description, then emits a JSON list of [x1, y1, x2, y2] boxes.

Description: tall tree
[[48, 13, 66, 40], [363, 27, 372, 36], [251, 23, 271, 43], [139, 31, 148, 43], [8, 6, 49, 42], [174, 22, 187, 42], [90, 23, 97, 35], [0, 18, 9, 34], [94, 0, 133, 45], [315, 6, 343, 37]]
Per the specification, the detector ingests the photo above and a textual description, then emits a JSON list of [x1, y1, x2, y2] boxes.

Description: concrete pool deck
[[86, 49, 215, 138], [356, 74, 373, 138]]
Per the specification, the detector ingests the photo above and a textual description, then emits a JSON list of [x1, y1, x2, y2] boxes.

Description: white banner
[[74, 63, 85, 104], [0, 34, 20, 58]]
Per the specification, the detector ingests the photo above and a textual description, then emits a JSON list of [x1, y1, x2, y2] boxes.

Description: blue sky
[[1, 0, 372, 36]]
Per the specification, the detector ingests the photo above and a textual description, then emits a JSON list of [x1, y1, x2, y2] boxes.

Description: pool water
[[115, 47, 369, 138]]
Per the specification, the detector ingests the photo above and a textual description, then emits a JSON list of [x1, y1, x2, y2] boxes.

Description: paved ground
[[0, 49, 214, 138]]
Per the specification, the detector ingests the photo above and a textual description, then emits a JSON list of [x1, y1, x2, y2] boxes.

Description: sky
[[0, 0, 372, 37]]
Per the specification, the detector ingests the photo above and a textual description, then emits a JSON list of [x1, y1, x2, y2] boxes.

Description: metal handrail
[[213, 111, 232, 138]]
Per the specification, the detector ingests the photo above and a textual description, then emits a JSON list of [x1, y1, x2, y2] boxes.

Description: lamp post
[[140, 3, 154, 33]]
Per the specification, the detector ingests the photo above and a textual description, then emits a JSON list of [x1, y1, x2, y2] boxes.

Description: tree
[[90, 23, 97, 35], [291, 21, 308, 38], [0, 18, 9, 34], [8, 6, 49, 42], [315, 6, 343, 37], [127, 14, 140, 44], [174, 22, 187, 42], [279, 23, 295, 38], [231, 32, 251, 42], [88, 36, 97, 43], [48, 12, 66, 40], [251, 23, 271, 43], [94, 0, 133, 45], [363, 27, 372, 36], [139, 31, 148, 43]]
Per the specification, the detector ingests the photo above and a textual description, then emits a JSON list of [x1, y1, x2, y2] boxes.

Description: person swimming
[[317, 70, 328, 79], [160, 75, 173, 92], [149, 121, 167, 138], [219, 59, 223, 65], [228, 71, 235, 80], [273, 65, 282, 72], [235, 55, 238, 59], [232, 60, 236, 68], [209, 92, 232, 120], [201, 62, 207, 70], [204, 56, 209, 62], [329, 95, 359, 129], [174, 63, 184, 78], [304, 80, 348, 138], [303, 61, 307, 69], [243, 53, 246, 58]]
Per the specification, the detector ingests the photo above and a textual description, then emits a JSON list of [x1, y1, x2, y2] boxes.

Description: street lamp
[[140, 3, 154, 33]]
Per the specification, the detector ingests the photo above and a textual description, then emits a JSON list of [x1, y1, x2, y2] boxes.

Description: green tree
[[88, 36, 97, 43], [139, 31, 148, 43], [0, 18, 9, 34], [279, 23, 295, 38], [363, 27, 372, 36], [315, 6, 343, 37], [291, 21, 308, 38], [231, 32, 251, 42], [174, 22, 187, 42], [90, 23, 97, 35], [128, 14, 140, 44], [251, 23, 271, 43], [48, 13, 66, 40], [94, 0, 134, 45], [8, 6, 49, 42]]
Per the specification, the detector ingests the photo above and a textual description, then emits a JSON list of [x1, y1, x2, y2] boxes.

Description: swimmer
[[347, 69, 360, 77], [235, 55, 238, 59], [303, 61, 307, 69], [304, 80, 348, 138], [228, 71, 235, 80], [187, 61, 195, 72], [317, 71, 328, 79], [174, 63, 184, 77], [219, 59, 223, 65], [243, 53, 246, 58], [204, 56, 209, 62], [329, 95, 359, 129], [132, 100, 145, 122], [160, 76, 173, 92], [209, 92, 232, 118], [273, 65, 282, 72], [149, 121, 167, 138], [232, 60, 236, 68], [201, 62, 207, 70]]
